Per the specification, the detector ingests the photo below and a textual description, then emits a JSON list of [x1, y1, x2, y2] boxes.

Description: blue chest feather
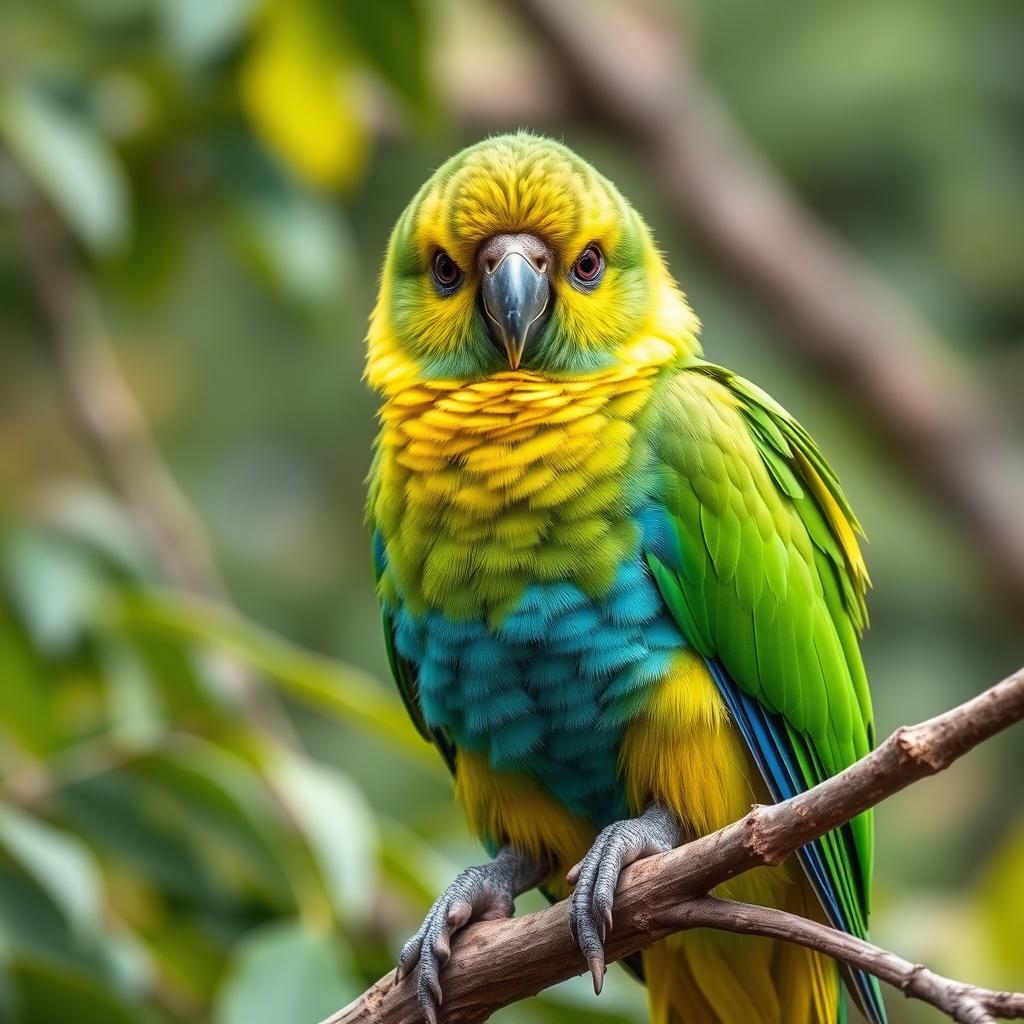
[[389, 542, 685, 823]]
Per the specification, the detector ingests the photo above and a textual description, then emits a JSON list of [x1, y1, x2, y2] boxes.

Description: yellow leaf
[[239, 1, 368, 190], [978, 820, 1024, 981]]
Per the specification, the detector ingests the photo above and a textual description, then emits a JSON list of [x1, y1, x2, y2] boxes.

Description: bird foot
[[567, 803, 681, 994], [396, 846, 545, 1024]]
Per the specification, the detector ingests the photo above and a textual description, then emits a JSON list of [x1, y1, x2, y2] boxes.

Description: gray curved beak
[[479, 234, 551, 369]]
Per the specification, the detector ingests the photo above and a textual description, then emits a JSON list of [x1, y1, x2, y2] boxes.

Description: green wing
[[648, 361, 884, 1021], [371, 527, 456, 773]]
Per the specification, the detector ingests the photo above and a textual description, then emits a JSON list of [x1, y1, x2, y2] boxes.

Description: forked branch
[[326, 666, 1024, 1023]]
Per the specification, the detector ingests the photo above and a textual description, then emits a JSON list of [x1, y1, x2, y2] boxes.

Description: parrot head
[[367, 133, 698, 388]]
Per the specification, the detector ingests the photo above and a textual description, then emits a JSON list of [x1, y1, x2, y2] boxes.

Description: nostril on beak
[[478, 233, 552, 281]]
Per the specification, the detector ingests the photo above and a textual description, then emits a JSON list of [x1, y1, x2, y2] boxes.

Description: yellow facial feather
[[367, 133, 700, 383]]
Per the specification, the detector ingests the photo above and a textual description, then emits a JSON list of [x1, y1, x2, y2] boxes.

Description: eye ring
[[570, 244, 605, 289], [431, 249, 463, 293]]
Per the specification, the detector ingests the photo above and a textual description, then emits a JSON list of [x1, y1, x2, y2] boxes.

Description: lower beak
[[480, 244, 550, 369]]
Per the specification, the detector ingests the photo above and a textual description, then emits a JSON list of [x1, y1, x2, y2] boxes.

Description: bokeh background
[[1, 1, 1022, 1022]]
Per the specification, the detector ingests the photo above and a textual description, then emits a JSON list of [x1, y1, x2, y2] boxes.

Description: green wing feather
[[380, 606, 456, 773], [370, 505, 457, 772], [650, 361, 879, 999]]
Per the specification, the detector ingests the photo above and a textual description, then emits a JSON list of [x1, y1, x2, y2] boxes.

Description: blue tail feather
[[706, 658, 888, 1024]]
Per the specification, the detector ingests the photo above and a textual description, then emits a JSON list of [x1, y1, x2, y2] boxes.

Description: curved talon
[[396, 848, 544, 1022], [567, 804, 681, 995]]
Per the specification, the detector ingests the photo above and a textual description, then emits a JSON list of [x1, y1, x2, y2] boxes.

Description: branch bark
[[326, 665, 1024, 1024], [669, 897, 1024, 1024], [496, 0, 1024, 621]]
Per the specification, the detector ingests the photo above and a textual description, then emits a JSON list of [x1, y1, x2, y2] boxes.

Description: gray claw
[[397, 847, 545, 1022], [567, 803, 680, 993]]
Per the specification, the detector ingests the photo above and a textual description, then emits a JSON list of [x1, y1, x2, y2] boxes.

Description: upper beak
[[479, 233, 551, 369]]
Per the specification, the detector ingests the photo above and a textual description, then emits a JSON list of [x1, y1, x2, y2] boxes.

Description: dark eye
[[431, 249, 462, 291], [570, 244, 604, 287]]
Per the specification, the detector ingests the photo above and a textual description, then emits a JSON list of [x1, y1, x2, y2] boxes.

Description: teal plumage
[[379, 532, 686, 822]]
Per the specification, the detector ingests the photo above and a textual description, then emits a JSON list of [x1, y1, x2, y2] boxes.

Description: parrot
[[365, 132, 886, 1024]]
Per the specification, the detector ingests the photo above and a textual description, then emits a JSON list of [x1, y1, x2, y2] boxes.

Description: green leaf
[[229, 176, 356, 308], [266, 750, 378, 925], [113, 590, 436, 765], [0, 83, 130, 254], [158, 0, 257, 64], [0, 956, 14, 1023], [0, 863, 78, 964], [4, 528, 106, 655], [215, 921, 358, 1024], [128, 629, 226, 722], [128, 739, 296, 905], [98, 640, 166, 746], [11, 955, 147, 1024], [326, 0, 432, 115], [377, 817, 456, 908], [0, 807, 103, 940], [56, 775, 219, 903], [133, 914, 226, 1006], [41, 488, 153, 583], [91, 928, 151, 1005], [215, 133, 357, 306], [0, 612, 54, 753]]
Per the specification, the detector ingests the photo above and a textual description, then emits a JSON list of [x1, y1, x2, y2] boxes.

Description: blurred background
[[0, 0, 1022, 1021]]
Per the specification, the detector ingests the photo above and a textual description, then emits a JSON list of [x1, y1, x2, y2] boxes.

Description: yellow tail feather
[[642, 898, 839, 1024], [626, 651, 842, 1023], [454, 650, 845, 1023]]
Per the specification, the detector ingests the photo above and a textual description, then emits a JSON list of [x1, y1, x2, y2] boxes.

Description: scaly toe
[[566, 806, 681, 992], [397, 849, 543, 1022]]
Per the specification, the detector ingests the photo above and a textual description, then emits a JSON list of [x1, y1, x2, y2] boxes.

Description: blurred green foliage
[[0, 0, 1021, 1022]]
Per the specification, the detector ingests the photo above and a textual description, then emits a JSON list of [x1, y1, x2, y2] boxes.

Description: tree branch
[[669, 896, 1024, 1024], [14, 198, 297, 742], [15, 200, 222, 596], [496, 0, 1024, 620], [326, 665, 1024, 1024]]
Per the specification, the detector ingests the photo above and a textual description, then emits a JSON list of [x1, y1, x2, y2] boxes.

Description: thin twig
[[15, 202, 221, 594], [498, 0, 1024, 619], [326, 666, 1024, 1023], [671, 896, 1024, 1024], [15, 200, 296, 740]]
